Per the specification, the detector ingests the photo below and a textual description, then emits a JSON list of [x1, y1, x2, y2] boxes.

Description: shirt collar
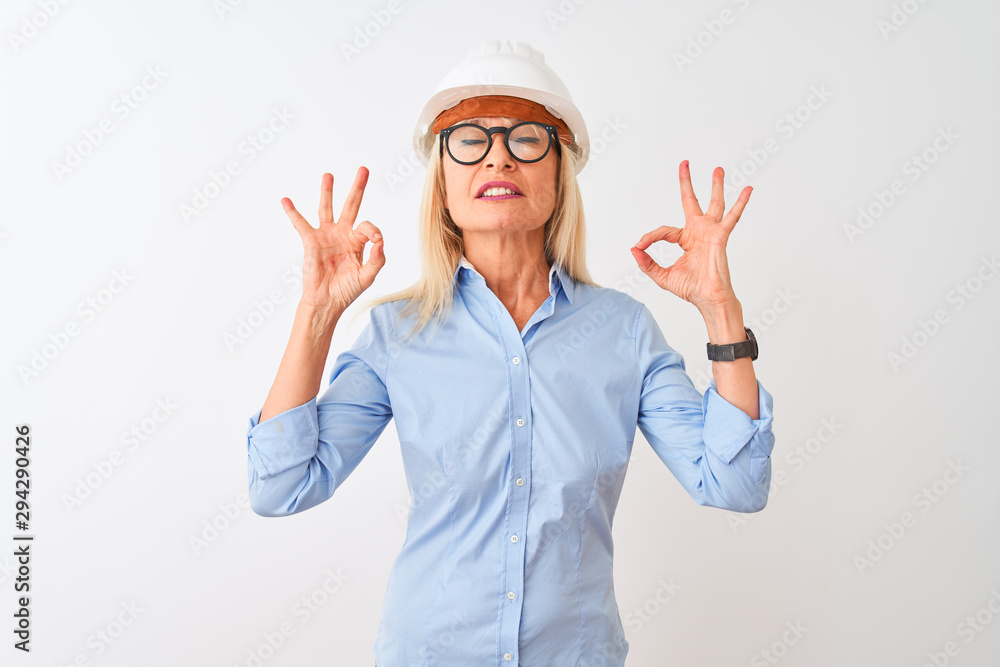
[[454, 254, 575, 305]]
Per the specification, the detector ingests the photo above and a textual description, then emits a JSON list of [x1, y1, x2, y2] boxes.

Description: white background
[[2, 1, 999, 666]]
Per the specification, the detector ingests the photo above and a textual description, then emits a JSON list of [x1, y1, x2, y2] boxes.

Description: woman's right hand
[[281, 167, 385, 313]]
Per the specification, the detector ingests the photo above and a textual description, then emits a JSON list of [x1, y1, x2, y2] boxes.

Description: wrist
[[296, 301, 342, 336], [699, 298, 746, 345]]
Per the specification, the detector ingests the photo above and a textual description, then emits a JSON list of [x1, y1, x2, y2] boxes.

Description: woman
[[246, 41, 774, 667]]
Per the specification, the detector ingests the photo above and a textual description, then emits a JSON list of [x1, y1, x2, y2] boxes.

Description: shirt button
[[515, 477, 524, 486], [507, 591, 516, 600], [510, 534, 518, 543], [512, 356, 520, 365], [504, 653, 512, 661], [516, 418, 525, 427]]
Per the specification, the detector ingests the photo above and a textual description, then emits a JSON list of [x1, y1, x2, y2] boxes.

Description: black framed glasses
[[439, 121, 559, 165]]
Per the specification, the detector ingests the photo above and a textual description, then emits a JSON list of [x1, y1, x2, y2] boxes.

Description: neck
[[462, 229, 551, 308]]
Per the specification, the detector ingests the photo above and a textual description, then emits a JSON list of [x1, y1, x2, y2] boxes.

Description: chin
[[454, 206, 552, 231], [463, 215, 546, 233]]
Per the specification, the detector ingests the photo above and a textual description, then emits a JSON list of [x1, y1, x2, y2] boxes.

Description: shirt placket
[[495, 310, 531, 665], [496, 296, 561, 665], [461, 260, 559, 666]]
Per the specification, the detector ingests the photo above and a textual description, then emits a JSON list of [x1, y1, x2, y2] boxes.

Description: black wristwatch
[[706, 326, 758, 362]]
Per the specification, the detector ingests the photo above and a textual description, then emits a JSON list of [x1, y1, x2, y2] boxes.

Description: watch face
[[745, 328, 759, 360]]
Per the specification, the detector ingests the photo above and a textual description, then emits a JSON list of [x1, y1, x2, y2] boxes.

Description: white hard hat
[[413, 40, 590, 174]]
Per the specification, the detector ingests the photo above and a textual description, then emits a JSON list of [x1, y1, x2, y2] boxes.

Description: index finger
[[678, 160, 703, 220], [336, 166, 370, 226]]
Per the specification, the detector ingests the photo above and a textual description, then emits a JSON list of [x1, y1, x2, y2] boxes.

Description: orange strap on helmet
[[431, 95, 573, 146]]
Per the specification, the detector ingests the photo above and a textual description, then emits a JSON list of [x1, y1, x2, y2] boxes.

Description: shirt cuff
[[701, 378, 775, 484], [246, 397, 320, 479]]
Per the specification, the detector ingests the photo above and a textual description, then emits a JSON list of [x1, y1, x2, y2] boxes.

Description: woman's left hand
[[631, 160, 752, 311]]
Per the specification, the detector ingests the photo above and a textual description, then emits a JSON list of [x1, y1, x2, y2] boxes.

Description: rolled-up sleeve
[[634, 303, 775, 513], [246, 305, 394, 517]]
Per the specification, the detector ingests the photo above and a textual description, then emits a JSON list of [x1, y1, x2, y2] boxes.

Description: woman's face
[[442, 116, 559, 237]]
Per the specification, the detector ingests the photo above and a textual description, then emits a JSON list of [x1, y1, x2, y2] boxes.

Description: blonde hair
[[360, 125, 596, 341]]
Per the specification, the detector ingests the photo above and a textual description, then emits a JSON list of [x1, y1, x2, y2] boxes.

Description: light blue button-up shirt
[[246, 255, 775, 666]]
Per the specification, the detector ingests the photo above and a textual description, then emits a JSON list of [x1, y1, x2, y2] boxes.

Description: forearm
[[259, 302, 343, 422], [699, 298, 759, 420]]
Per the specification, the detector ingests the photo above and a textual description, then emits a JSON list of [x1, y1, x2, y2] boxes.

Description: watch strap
[[706, 326, 758, 362]]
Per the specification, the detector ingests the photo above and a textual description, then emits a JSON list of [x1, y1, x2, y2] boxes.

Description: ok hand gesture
[[282, 167, 385, 313], [631, 161, 751, 311]]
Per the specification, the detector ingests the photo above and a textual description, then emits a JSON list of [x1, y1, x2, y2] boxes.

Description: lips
[[476, 181, 523, 198]]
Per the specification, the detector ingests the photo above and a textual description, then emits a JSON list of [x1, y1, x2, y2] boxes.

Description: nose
[[483, 132, 515, 171]]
